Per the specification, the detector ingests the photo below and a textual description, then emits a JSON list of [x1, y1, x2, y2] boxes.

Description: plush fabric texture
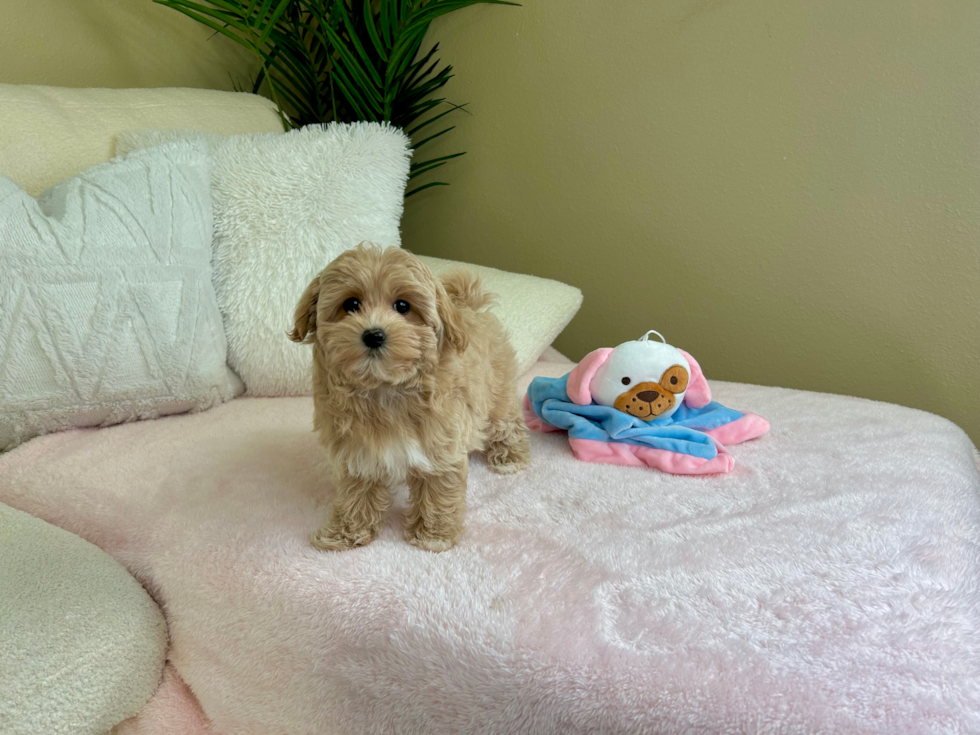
[[0, 85, 283, 198], [113, 664, 216, 735], [417, 255, 583, 375], [115, 124, 412, 396], [116, 350, 573, 735], [524, 372, 770, 474], [0, 142, 234, 452], [536, 345, 570, 363], [2, 361, 980, 734], [0, 502, 167, 735]]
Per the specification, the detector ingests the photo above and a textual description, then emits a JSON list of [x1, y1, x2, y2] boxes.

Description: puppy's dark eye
[[342, 297, 361, 314], [393, 300, 410, 315], [622, 377, 631, 386]]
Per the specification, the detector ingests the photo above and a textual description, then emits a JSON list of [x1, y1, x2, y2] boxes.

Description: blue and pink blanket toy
[[523, 332, 769, 474]]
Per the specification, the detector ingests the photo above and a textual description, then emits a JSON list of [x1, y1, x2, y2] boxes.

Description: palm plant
[[155, 0, 517, 197]]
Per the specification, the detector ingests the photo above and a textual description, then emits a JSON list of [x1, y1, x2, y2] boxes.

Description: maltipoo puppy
[[289, 245, 531, 552]]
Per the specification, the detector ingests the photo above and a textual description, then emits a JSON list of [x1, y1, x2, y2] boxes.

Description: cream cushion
[[418, 256, 583, 375], [0, 502, 167, 735], [0, 85, 283, 197]]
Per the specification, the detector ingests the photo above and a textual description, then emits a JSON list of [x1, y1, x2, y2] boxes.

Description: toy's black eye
[[394, 300, 410, 315], [622, 377, 631, 385], [343, 297, 360, 314], [670, 376, 678, 385]]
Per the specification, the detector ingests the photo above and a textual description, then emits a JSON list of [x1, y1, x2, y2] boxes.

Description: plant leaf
[[409, 150, 466, 171], [158, 0, 520, 198], [411, 125, 454, 149], [297, 12, 382, 109], [332, 0, 384, 88], [380, 0, 393, 46], [257, 0, 293, 46], [362, 0, 389, 61], [153, 2, 257, 52], [330, 62, 377, 120], [400, 42, 440, 90], [405, 181, 450, 197], [407, 160, 449, 179], [385, 25, 426, 87], [405, 102, 468, 136]]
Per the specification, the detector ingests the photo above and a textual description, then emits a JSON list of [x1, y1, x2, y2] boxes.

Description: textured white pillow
[[417, 256, 582, 375], [116, 124, 412, 396], [0, 142, 234, 451]]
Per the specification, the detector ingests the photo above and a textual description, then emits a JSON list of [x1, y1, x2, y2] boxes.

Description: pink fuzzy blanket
[[2, 359, 980, 734]]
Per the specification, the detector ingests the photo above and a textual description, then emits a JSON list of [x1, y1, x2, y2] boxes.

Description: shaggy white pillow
[[116, 124, 412, 396], [417, 256, 582, 375], [0, 142, 233, 452]]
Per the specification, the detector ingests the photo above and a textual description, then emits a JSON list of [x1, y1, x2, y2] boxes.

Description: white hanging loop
[[639, 330, 666, 344]]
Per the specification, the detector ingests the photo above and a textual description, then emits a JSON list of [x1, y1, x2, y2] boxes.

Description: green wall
[[0, 0, 257, 90], [402, 0, 980, 444]]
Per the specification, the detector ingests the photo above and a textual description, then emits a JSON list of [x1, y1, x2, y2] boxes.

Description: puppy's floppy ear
[[288, 275, 320, 344], [437, 283, 468, 354]]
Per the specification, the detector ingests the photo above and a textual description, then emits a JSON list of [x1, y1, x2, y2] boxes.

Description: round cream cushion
[[0, 503, 167, 735]]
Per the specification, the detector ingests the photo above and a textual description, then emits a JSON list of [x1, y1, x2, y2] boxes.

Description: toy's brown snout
[[614, 382, 675, 420], [612, 365, 690, 421]]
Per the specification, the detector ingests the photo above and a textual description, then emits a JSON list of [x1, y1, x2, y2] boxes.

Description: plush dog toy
[[524, 331, 770, 475], [567, 330, 710, 421]]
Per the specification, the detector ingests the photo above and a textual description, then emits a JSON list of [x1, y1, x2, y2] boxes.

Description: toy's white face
[[591, 341, 690, 420]]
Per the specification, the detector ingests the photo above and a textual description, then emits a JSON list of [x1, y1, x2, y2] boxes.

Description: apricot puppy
[[289, 245, 530, 552]]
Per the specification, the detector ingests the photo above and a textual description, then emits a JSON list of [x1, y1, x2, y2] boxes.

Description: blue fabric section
[[527, 374, 747, 460]]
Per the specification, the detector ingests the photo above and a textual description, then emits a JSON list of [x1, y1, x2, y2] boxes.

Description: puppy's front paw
[[487, 435, 531, 475], [405, 519, 462, 553], [407, 530, 460, 553], [311, 523, 374, 551]]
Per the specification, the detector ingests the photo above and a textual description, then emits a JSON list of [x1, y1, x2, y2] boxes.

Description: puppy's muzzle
[[362, 329, 386, 350]]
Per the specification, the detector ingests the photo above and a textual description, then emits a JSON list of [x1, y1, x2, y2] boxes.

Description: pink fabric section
[[113, 663, 216, 735], [678, 349, 711, 408], [569, 437, 735, 475], [566, 347, 612, 405], [522, 393, 561, 433], [2, 363, 980, 732], [704, 412, 771, 446]]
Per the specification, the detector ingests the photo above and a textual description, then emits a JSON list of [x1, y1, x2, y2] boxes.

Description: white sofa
[[3, 85, 980, 735]]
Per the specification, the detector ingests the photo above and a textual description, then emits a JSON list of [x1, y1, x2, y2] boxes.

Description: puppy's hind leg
[[312, 475, 392, 551], [486, 384, 531, 475]]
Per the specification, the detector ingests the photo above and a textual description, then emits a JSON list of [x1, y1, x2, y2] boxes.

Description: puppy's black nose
[[361, 329, 386, 349], [636, 390, 660, 402]]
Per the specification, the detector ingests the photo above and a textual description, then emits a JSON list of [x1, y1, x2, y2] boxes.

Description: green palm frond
[[154, 0, 518, 197]]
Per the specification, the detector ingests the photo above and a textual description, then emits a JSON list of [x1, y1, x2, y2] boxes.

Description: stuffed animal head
[[566, 331, 711, 421]]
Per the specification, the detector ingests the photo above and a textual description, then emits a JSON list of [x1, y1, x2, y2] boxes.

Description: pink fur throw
[[2, 360, 980, 733]]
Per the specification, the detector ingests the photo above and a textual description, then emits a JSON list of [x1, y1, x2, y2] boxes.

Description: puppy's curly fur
[[289, 245, 530, 552]]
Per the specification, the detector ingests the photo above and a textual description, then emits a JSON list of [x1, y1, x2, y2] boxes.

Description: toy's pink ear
[[567, 348, 613, 405], [678, 349, 711, 408]]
